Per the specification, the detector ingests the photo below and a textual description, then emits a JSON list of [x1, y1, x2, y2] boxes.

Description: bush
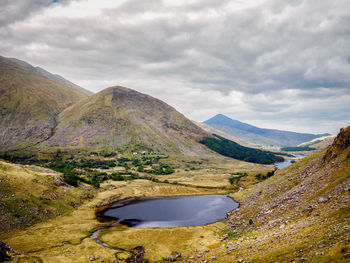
[[111, 173, 125, 181], [63, 172, 79, 187]]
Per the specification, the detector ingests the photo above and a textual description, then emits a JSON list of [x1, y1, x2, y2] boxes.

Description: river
[[275, 153, 305, 169]]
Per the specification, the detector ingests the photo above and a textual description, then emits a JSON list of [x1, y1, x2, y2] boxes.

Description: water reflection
[[101, 195, 239, 228]]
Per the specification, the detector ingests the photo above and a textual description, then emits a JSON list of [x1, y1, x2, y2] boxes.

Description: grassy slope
[[196, 127, 350, 262], [298, 135, 336, 150], [43, 86, 214, 156], [0, 56, 89, 151], [0, 160, 95, 234]]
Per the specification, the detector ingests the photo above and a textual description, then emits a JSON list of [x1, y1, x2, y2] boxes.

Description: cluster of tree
[[200, 134, 284, 164], [90, 151, 117, 157], [47, 162, 105, 187], [1, 151, 174, 187], [0, 153, 49, 165], [281, 146, 315, 152], [255, 170, 275, 180], [67, 159, 117, 169], [137, 163, 174, 175], [228, 172, 248, 185]]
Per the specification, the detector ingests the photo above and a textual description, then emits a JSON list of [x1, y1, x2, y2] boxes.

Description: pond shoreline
[[97, 194, 239, 228]]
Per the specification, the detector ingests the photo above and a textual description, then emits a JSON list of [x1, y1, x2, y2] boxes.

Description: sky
[[1, 0, 350, 134]]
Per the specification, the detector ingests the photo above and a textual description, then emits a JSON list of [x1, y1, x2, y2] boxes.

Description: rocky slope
[[43, 86, 214, 156], [0, 56, 90, 151], [199, 126, 350, 262], [204, 114, 330, 147]]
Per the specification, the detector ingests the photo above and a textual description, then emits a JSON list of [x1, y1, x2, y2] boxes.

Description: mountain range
[[204, 114, 330, 147], [0, 55, 329, 162], [0, 56, 214, 156]]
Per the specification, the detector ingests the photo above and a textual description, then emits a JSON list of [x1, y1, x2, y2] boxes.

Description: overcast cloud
[[1, 0, 349, 134]]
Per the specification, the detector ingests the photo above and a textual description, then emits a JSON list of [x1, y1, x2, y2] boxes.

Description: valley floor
[[2, 179, 230, 262], [1, 137, 349, 263], [1, 156, 263, 263]]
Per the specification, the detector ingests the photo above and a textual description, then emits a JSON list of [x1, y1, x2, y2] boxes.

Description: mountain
[[204, 114, 330, 147], [8, 57, 92, 95], [0, 56, 90, 151], [42, 86, 214, 156]]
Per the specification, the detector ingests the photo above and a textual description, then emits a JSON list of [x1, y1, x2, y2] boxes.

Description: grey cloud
[[0, 0, 349, 133]]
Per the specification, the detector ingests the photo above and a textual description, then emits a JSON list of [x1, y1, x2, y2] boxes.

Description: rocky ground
[[191, 127, 350, 262]]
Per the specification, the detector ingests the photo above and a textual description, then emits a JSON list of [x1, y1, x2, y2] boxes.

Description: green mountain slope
[[43, 86, 214, 156], [204, 114, 330, 147], [0, 56, 90, 151], [200, 134, 284, 164]]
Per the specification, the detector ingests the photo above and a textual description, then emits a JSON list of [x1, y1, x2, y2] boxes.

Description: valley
[[0, 56, 348, 263], [0, 155, 268, 262], [1, 130, 349, 262]]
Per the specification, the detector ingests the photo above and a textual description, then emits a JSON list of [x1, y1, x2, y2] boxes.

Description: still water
[[102, 195, 239, 228]]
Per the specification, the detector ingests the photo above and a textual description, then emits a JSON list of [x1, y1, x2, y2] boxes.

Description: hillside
[[194, 121, 256, 148], [200, 134, 284, 164], [298, 134, 336, 150], [0, 160, 94, 234], [42, 86, 214, 156], [204, 114, 329, 147], [198, 126, 350, 262], [0, 56, 90, 151], [8, 57, 92, 95]]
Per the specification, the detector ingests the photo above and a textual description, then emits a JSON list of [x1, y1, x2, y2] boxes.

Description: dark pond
[[275, 154, 305, 169], [101, 195, 239, 228]]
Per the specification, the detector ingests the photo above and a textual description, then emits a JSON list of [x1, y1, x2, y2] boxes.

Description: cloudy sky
[[1, 0, 350, 134]]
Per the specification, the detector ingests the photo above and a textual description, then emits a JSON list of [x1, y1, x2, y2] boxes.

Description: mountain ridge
[[8, 57, 92, 95], [204, 114, 330, 147], [0, 56, 90, 151]]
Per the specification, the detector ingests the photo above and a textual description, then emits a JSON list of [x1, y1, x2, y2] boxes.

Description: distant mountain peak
[[204, 114, 330, 147]]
